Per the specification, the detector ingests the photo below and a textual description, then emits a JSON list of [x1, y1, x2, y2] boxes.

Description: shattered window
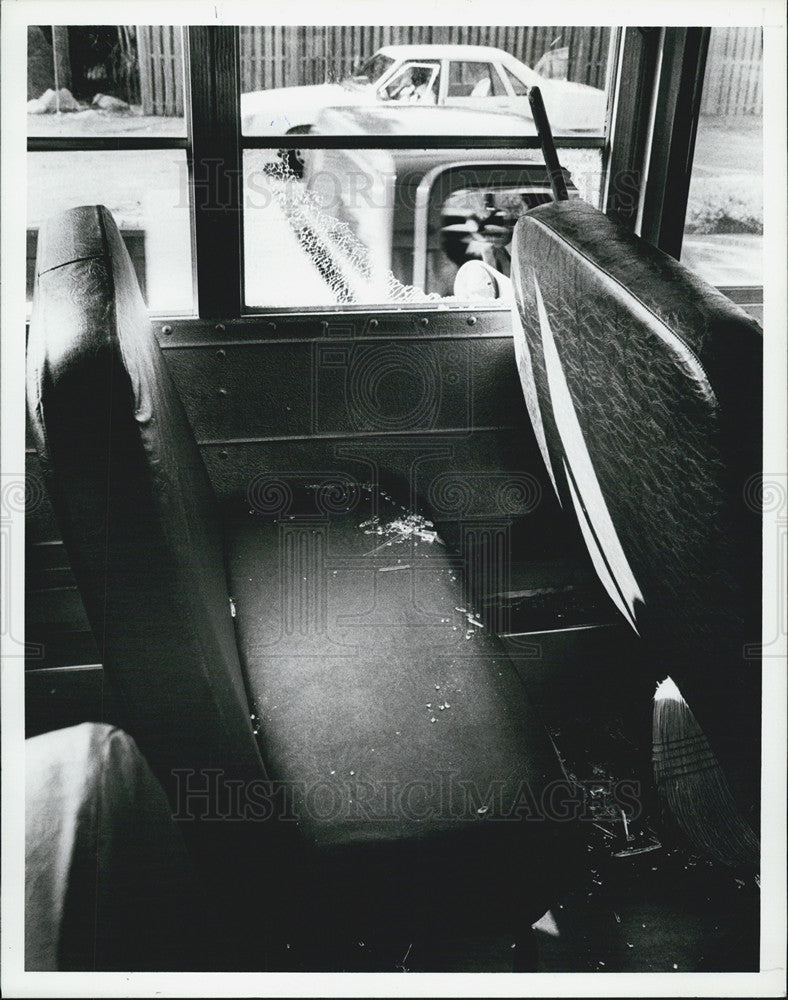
[[243, 146, 603, 308], [239, 26, 614, 309]]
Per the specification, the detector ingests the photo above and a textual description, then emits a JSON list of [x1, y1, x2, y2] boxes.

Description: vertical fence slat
[[137, 26, 152, 114], [239, 26, 247, 90], [162, 25, 171, 114], [173, 27, 184, 114], [149, 25, 158, 114], [749, 29, 763, 114], [153, 25, 164, 114], [730, 32, 743, 114], [160, 25, 168, 115]]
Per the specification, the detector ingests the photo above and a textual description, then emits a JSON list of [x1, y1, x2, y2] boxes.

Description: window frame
[[233, 28, 617, 318], [444, 59, 507, 101], [28, 25, 757, 321], [26, 25, 197, 319], [502, 65, 530, 97], [602, 25, 762, 309]]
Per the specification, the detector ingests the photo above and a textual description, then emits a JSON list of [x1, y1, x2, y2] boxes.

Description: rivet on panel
[[368, 318, 378, 329], [218, 388, 228, 397], [161, 324, 173, 336], [266, 321, 277, 332], [215, 323, 226, 333], [219, 449, 229, 460], [466, 315, 477, 326], [216, 349, 226, 359], [420, 317, 429, 328]]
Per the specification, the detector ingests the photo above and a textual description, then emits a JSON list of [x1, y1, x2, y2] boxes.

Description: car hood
[[241, 83, 374, 134]]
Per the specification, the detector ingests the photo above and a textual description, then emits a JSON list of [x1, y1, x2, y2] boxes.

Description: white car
[[242, 44, 607, 169]]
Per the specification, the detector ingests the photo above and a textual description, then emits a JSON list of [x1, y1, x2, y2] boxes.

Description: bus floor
[[505, 625, 760, 974], [253, 624, 759, 973]]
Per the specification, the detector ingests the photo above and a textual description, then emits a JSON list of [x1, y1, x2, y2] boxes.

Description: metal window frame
[[637, 26, 711, 258], [235, 28, 614, 317], [187, 26, 244, 318], [30, 24, 737, 322], [602, 27, 761, 299], [26, 26, 197, 317], [240, 133, 607, 151], [604, 26, 712, 261], [602, 27, 663, 229]]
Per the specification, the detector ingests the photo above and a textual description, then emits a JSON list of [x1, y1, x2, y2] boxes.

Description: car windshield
[[342, 53, 395, 86]]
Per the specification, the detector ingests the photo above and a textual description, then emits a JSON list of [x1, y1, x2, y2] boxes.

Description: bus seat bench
[[27, 204, 580, 943]]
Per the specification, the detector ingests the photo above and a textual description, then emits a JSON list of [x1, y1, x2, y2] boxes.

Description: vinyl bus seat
[[26, 723, 209, 970], [27, 205, 580, 951], [510, 199, 762, 855]]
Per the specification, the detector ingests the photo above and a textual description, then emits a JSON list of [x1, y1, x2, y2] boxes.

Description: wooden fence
[[137, 25, 184, 116], [238, 25, 612, 92], [136, 25, 762, 118], [700, 26, 762, 117]]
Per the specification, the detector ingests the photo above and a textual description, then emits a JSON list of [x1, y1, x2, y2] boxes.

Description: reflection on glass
[[28, 150, 193, 313], [27, 26, 186, 137], [243, 146, 601, 309], [682, 26, 762, 287], [445, 60, 508, 100], [240, 26, 610, 137]]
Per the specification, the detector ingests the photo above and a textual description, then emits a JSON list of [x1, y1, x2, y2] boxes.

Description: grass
[[692, 115, 763, 177], [685, 115, 763, 236]]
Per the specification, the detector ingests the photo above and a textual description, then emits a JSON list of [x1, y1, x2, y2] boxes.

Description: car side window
[[381, 62, 439, 103], [503, 66, 529, 96], [447, 62, 506, 98]]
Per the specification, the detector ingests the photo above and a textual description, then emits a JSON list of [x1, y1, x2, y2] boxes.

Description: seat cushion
[[225, 480, 577, 922]]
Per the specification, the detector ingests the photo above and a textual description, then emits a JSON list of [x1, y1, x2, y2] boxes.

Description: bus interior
[[4, 15, 782, 985]]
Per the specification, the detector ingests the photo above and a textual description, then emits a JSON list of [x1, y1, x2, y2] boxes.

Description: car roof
[[376, 44, 516, 62]]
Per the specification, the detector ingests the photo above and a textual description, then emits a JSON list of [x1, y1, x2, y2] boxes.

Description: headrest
[[510, 199, 762, 752]]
